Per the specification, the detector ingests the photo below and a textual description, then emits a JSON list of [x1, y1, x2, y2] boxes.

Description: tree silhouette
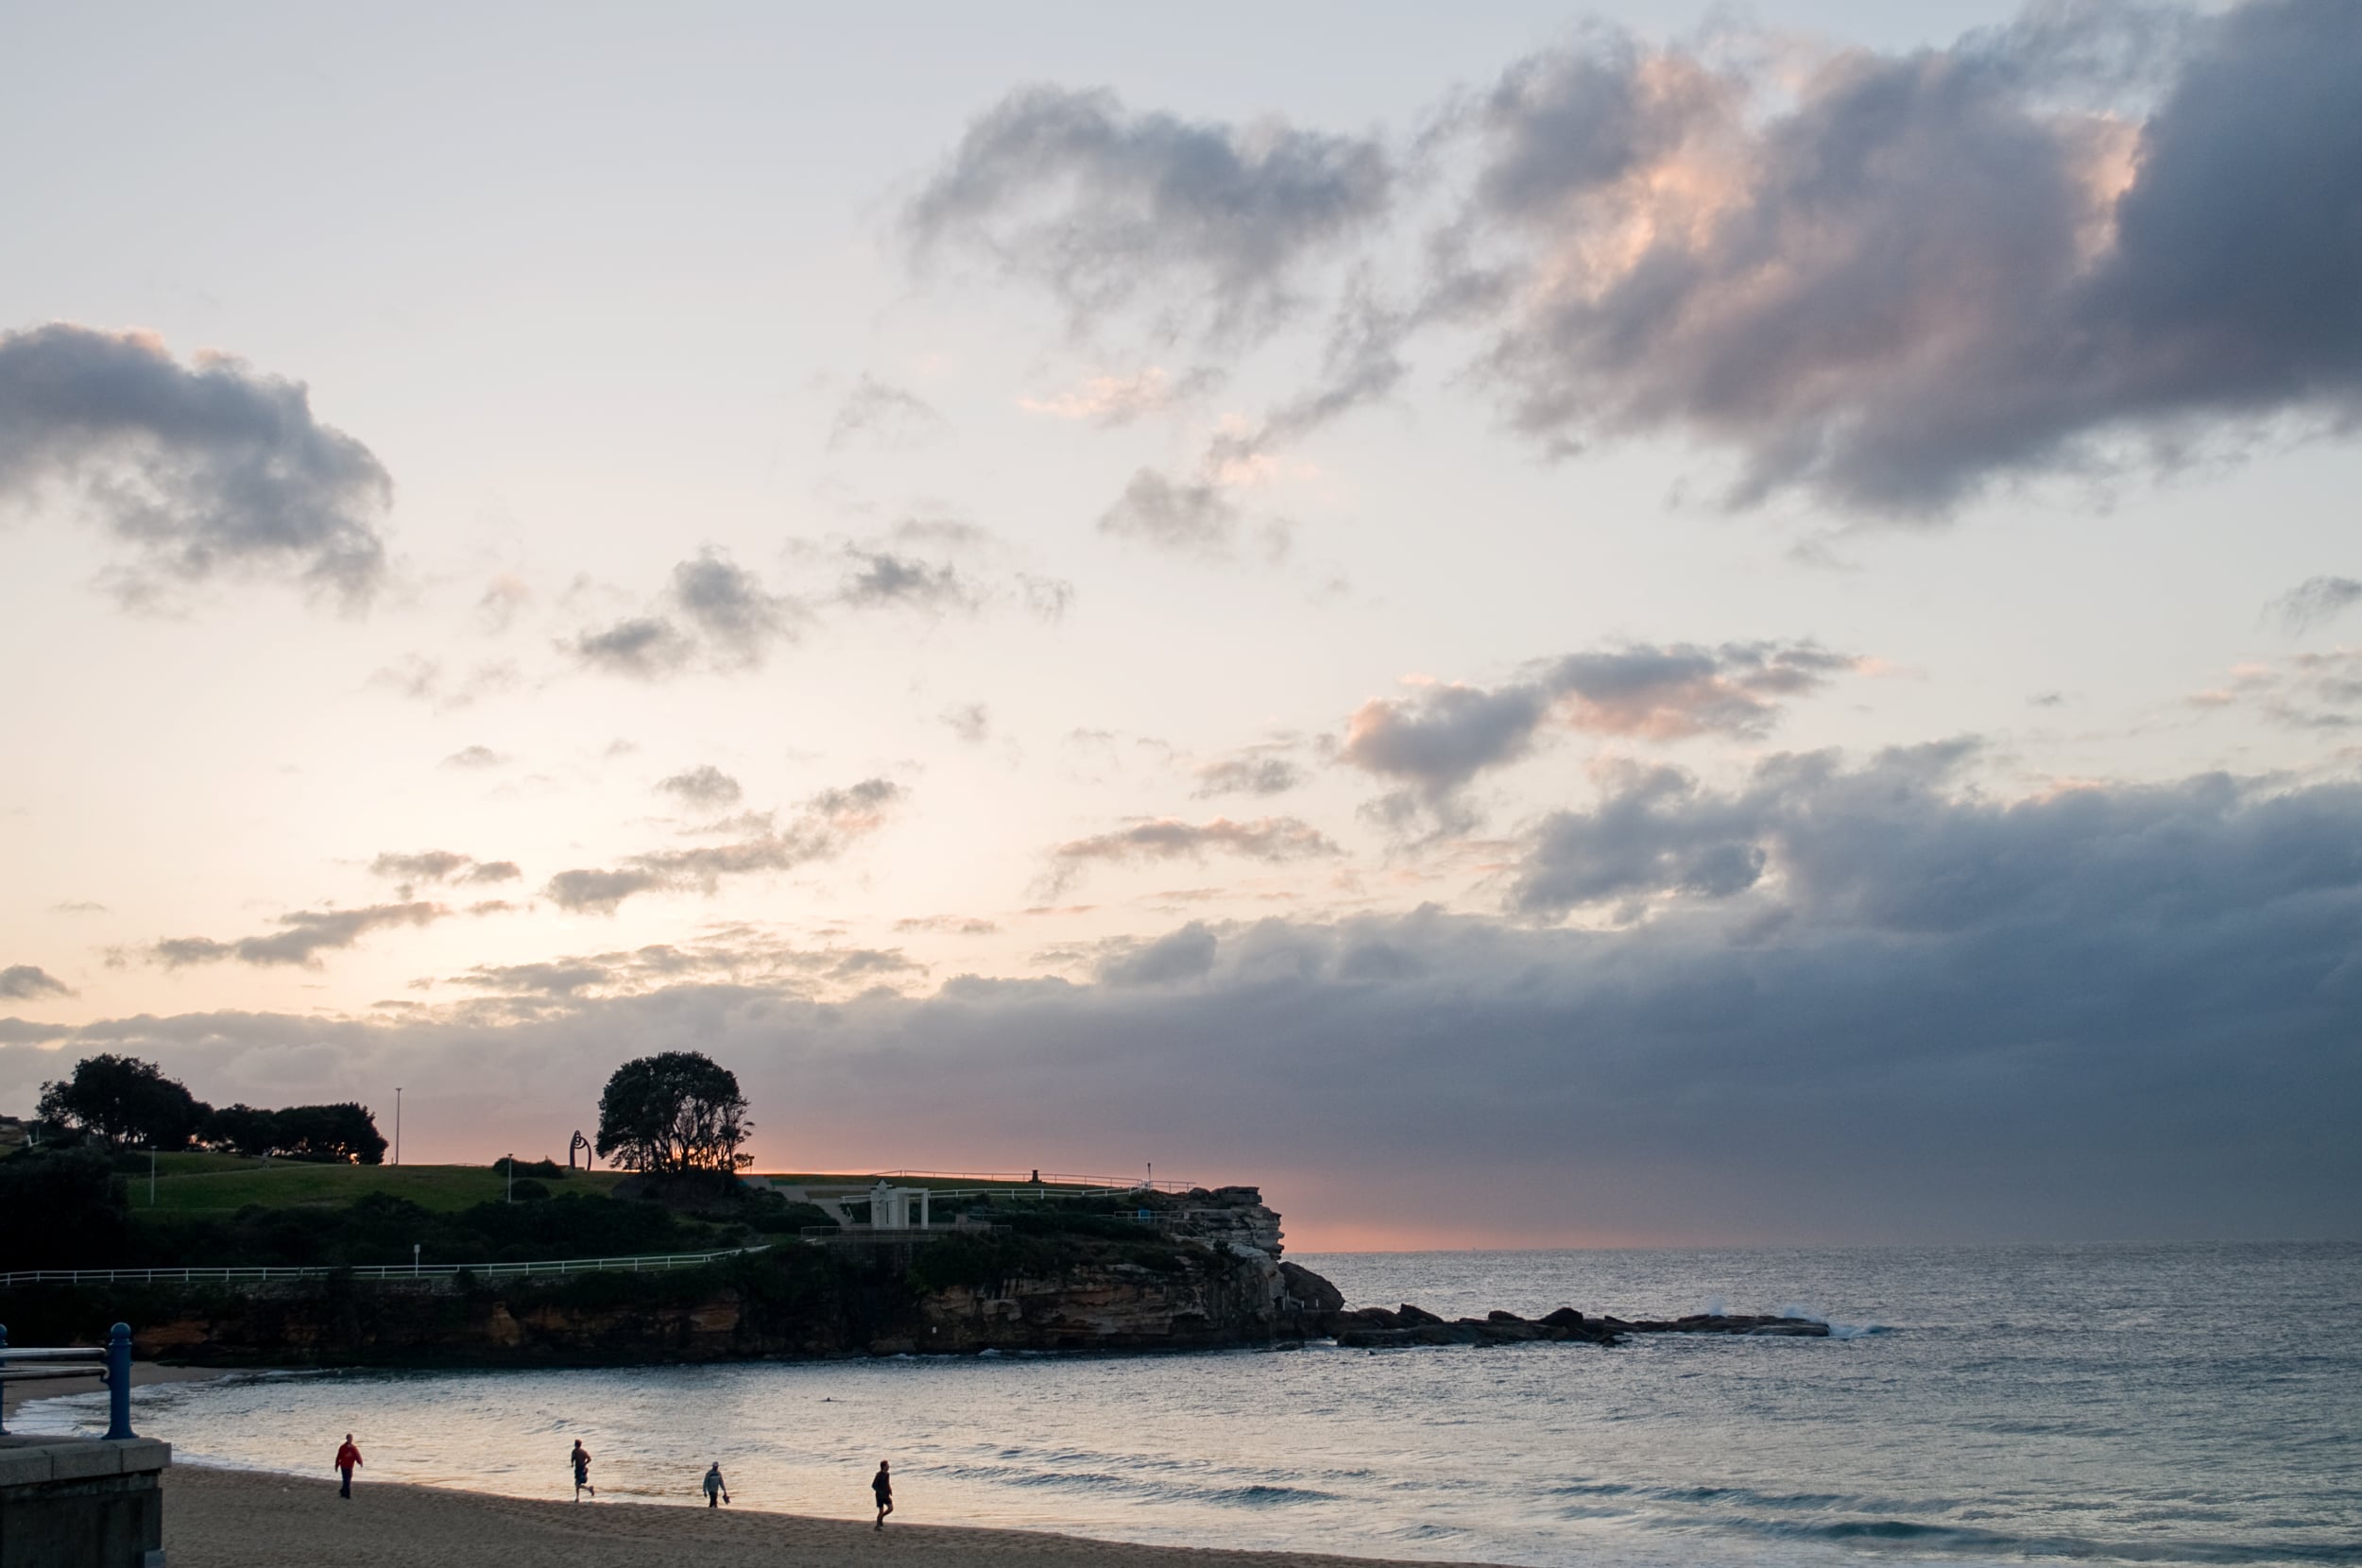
[[37, 1053, 209, 1150], [594, 1051, 752, 1173]]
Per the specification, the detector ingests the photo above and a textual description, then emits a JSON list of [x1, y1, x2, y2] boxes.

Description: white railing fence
[[0, 1244, 769, 1290]]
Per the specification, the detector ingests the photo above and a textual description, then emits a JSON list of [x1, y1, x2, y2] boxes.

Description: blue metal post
[[103, 1322, 133, 1440], [0, 1322, 9, 1436]]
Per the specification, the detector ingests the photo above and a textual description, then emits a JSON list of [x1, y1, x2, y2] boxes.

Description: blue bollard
[[0, 1322, 9, 1436], [104, 1322, 133, 1440]]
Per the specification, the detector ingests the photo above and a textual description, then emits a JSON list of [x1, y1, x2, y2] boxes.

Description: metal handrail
[[0, 1244, 769, 1289], [0, 1323, 136, 1439]]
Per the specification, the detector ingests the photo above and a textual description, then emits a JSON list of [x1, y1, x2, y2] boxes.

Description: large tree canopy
[[37, 1053, 209, 1150], [594, 1050, 752, 1174]]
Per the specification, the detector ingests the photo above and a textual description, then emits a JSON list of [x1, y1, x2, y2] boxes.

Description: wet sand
[[165, 1463, 1515, 1568]]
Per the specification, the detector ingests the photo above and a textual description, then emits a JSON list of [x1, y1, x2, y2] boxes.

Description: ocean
[[15, 1242, 2358, 1567]]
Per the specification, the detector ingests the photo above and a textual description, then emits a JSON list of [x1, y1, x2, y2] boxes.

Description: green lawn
[[130, 1158, 626, 1214]]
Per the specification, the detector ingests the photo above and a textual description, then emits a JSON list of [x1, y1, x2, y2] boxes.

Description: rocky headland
[[2, 1183, 1829, 1365]]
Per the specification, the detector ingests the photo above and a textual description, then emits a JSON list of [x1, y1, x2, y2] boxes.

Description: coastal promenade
[[164, 1465, 1514, 1568]]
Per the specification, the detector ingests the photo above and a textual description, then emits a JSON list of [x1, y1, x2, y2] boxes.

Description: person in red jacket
[[334, 1434, 363, 1499]]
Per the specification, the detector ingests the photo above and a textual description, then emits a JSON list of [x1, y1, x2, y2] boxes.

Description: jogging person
[[703, 1461, 729, 1508], [334, 1434, 363, 1500], [571, 1440, 595, 1500], [872, 1459, 894, 1528]]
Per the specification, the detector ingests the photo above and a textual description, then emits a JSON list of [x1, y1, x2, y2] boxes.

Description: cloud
[[827, 376, 950, 452], [1018, 573, 1075, 622], [464, 861, 522, 885], [1192, 752, 1305, 798], [541, 869, 661, 916], [1018, 366, 1224, 425], [369, 656, 521, 711], [1507, 738, 2326, 927], [1047, 814, 1339, 890], [368, 850, 471, 885], [892, 915, 1001, 936], [905, 86, 1396, 343], [50, 901, 109, 915], [1343, 641, 1858, 822], [0, 324, 391, 604], [1452, 0, 2362, 512], [838, 551, 977, 613], [0, 964, 73, 1000], [656, 765, 744, 810], [149, 902, 445, 969], [443, 930, 925, 1012], [941, 704, 991, 744], [1097, 468, 1239, 556], [916, 2, 2362, 518], [2270, 575, 2362, 633], [441, 745, 509, 770], [2188, 649, 2362, 730], [571, 549, 802, 679], [544, 778, 904, 913], [1095, 921, 1220, 986], [19, 755, 2359, 1245]]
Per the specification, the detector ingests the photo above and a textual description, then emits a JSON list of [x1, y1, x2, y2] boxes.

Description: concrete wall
[[0, 1436, 170, 1568]]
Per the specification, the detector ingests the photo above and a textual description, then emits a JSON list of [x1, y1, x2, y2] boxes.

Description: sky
[[2, 0, 2357, 1250]]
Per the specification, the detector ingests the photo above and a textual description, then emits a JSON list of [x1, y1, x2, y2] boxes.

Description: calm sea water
[[18, 1243, 2359, 1568]]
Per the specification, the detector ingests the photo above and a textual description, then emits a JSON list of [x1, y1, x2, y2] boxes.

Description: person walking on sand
[[571, 1439, 595, 1500], [334, 1434, 363, 1499], [872, 1459, 894, 1529], [703, 1461, 729, 1508]]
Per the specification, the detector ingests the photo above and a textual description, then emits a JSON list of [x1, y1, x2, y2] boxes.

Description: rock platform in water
[[1319, 1304, 1829, 1347]]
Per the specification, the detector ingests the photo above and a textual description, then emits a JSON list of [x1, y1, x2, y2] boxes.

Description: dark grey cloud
[[1095, 921, 1220, 987], [1097, 468, 1238, 556], [656, 765, 744, 810], [0, 964, 73, 1000], [572, 549, 802, 680], [906, 86, 1395, 342], [1343, 641, 1859, 822], [1048, 814, 1339, 891], [544, 779, 903, 914], [19, 756, 2358, 1243], [464, 861, 522, 885], [149, 902, 444, 969], [916, 2, 2362, 518], [1505, 739, 2362, 934], [1459, 0, 2362, 512], [0, 324, 391, 604], [827, 376, 950, 452], [2271, 575, 2362, 633]]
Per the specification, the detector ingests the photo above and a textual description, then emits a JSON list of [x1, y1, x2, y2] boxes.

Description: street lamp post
[[394, 1087, 402, 1167], [506, 1153, 514, 1204]]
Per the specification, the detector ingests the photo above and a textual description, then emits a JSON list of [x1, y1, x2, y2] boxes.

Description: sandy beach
[[165, 1464, 1515, 1568]]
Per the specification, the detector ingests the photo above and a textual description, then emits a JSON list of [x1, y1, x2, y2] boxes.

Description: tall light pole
[[506, 1152, 515, 1204], [394, 1087, 402, 1167]]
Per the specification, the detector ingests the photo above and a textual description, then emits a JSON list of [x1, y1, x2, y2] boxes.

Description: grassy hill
[[124, 1154, 628, 1217]]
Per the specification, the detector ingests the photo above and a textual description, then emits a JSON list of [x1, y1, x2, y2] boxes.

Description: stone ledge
[[0, 1437, 172, 1488]]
